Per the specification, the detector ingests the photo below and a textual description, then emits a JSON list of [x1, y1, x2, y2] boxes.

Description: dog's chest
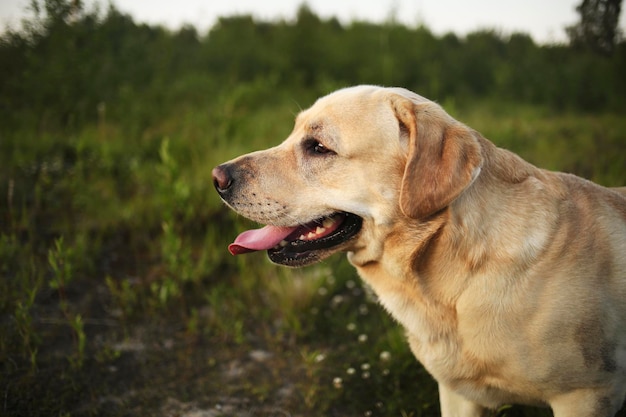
[[355, 262, 543, 407], [355, 261, 462, 355]]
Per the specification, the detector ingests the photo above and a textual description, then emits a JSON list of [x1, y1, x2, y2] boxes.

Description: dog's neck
[[349, 139, 559, 342], [447, 139, 558, 271], [349, 212, 457, 341]]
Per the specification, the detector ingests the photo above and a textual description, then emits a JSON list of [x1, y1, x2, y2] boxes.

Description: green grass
[[1, 81, 624, 416]]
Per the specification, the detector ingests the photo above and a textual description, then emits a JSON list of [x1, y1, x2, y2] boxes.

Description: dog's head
[[213, 86, 483, 267]]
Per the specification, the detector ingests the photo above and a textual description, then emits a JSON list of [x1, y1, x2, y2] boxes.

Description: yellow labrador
[[212, 86, 626, 417]]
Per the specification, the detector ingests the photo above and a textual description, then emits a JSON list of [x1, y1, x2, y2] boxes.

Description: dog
[[212, 85, 626, 416]]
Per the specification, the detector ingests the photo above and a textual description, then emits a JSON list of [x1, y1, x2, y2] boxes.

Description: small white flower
[[331, 295, 344, 306], [333, 377, 343, 389], [379, 351, 391, 362], [346, 322, 357, 332], [346, 367, 356, 375], [358, 334, 368, 343]]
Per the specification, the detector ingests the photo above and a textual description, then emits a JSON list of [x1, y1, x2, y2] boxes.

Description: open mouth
[[228, 212, 363, 267]]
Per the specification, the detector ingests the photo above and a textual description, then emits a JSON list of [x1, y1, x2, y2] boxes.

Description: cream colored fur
[[215, 86, 626, 416]]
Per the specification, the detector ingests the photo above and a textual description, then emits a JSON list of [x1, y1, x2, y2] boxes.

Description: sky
[[1, 0, 625, 44]]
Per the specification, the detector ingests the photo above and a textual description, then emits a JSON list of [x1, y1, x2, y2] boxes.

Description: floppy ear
[[392, 97, 483, 219]]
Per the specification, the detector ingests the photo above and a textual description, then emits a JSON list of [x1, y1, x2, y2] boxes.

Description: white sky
[[1, 0, 625, 44]]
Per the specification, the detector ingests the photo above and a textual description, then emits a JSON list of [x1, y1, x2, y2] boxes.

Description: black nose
[[212, 164, 233, 193]]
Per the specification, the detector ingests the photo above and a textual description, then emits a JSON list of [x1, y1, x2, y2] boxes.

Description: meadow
[[2, 78, 625, 416], [1, 2, 626, 416]]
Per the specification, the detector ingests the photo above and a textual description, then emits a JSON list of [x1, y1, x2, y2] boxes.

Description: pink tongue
[[228, 225, 298, 255]]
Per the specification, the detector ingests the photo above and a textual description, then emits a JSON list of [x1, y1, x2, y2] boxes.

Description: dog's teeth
[[316, 227, 326, 234], [307, 232, 316, 239], [323, 218, 335, 228], [299, 234, 306, 240], [280, 240, 288, 247]]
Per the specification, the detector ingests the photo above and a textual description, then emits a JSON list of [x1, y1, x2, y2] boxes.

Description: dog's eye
[[313, 143, 330, 154], [304, 138, 334, 156]]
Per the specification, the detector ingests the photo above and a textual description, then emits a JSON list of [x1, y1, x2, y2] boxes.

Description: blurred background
[[1, 1, 625, 416]]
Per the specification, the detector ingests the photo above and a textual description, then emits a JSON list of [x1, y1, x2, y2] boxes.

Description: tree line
[[0, 0, 624, 132]]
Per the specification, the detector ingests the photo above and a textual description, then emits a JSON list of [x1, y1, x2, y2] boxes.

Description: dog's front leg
[[549, 388, 625, 417], [438, 384, 489, 417]]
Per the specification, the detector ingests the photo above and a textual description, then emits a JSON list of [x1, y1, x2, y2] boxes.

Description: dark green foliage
[[1, 0, 625, 134], [566, 0, 623, 56]]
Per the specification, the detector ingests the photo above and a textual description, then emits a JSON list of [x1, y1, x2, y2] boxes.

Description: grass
[[1, 81, 625, 416]]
